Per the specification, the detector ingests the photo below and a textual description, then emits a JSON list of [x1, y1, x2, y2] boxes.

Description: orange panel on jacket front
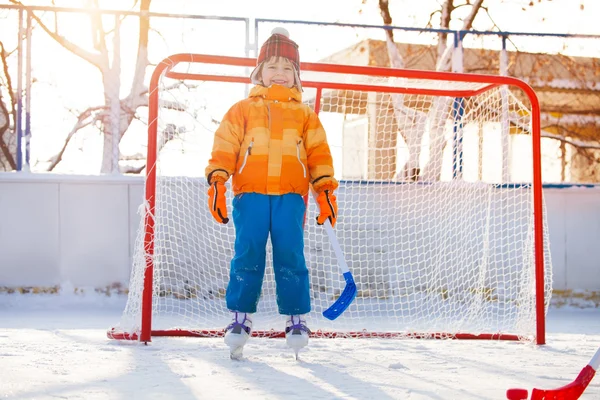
[[207, 85, 337, 197]]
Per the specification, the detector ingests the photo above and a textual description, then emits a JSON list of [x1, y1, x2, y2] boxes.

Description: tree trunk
[[426, 0, 484, 181], [0, 40, 17, 170], [101, 65, 121, 173]]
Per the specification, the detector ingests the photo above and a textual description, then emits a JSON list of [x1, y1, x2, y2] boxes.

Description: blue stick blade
[[322, 272, 357, 321]]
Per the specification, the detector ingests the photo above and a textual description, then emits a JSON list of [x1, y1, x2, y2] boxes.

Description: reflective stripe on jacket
[[205, 84, 338, 196]]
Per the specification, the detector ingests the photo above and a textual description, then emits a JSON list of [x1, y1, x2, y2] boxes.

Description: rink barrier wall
[[0, 173, 599, 292]]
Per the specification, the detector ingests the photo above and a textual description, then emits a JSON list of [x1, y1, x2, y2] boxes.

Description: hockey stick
[[506, 345, 600, 400], [311, 191, 357, 320]]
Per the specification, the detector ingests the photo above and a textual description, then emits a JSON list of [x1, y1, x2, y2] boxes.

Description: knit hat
[[250, 27, 302, 90]]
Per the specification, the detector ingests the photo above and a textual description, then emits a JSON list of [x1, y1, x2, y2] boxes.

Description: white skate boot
[[285, 315, 310, 360], [224, 312, 252, 360]]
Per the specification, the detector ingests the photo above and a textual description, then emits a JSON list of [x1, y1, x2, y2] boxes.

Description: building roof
[[319, 39, 600, 141]]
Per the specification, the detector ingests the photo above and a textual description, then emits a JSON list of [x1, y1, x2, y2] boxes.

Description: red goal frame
[[107, 53, 546, 345]]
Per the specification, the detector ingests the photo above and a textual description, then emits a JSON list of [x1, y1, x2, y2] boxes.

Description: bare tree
[[10, 0, 152, 173]]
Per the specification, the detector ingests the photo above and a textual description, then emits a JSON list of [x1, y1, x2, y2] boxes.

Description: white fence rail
[[0, 173, 598, 291]]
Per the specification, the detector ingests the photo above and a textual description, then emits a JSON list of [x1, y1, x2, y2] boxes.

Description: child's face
[[261, 57, 295, 88]]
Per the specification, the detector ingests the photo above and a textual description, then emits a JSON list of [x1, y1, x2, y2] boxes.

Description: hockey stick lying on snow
[[311, 191, 357, 320], [506, 345, 600, 400]]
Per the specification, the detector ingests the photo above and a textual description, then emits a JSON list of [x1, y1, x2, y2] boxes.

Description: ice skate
[[285, 315, 310, 360], [224, 312, 252, 360]]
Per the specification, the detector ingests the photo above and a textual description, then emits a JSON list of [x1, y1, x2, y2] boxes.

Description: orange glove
[[207, 181, 229, 224], [316, 189, 338, 228]]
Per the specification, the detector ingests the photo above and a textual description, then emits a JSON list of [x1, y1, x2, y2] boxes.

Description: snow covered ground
[[1, 292, 599, 400]]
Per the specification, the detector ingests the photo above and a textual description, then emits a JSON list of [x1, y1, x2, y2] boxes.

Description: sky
[[76, 0, 599, 35], [0, 293, 599, 399], [77, 0, 600, 37], [161, 0, 600, 58]]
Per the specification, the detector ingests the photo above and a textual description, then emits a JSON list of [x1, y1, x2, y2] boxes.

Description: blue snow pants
[[226, 192, 310, 315]]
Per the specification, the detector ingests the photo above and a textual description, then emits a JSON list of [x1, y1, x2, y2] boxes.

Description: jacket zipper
[[296, 140, 307, 178], [238, 139, 253, 174], [267, 103, 272, 132]]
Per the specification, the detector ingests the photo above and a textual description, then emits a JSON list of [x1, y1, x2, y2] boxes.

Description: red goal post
[[109, 53, 550, 344]]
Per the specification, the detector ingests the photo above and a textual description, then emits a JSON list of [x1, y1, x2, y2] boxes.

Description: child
[[205, 27, 338, 358]]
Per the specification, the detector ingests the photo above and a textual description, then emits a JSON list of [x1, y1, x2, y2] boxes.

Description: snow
[[1, 293, 599, 400]]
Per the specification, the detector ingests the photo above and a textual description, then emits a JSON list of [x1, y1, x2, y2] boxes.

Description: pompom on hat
[[250, 27, 302, 90]]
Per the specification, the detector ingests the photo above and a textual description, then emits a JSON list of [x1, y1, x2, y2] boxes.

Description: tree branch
[[425, 9, 441, 29], [8, 0, 104, 69], [45, 105, 105, 171], [377, 0, 404, 68], [0, 95, 14, 169], [436, 0, 485, 72], [378, 0, 394, 41], [120, 164, 145, 174], [89, 0, 107, 55], [460, 0, 485, 31], [541, 127, 600, 150], [126, 0, 150, 108]]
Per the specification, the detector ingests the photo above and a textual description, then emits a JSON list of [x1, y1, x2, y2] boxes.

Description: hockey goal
[[108, 53, 553, 344]]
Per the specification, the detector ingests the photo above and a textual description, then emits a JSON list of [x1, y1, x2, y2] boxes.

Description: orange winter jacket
[[205, 84, 338, 196]]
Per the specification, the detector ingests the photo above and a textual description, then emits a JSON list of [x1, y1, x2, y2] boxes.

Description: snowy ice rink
[[1, 293, 599, 400]]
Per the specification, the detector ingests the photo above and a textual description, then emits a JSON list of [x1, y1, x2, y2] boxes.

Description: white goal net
[[111, 54, 553, 343]]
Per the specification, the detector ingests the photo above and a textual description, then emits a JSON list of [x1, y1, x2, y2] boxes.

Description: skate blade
[[286, 334, 308, 360], [286, 335, 308, 350], [229, 345, 244, 360], [224, 332, 249, 348]]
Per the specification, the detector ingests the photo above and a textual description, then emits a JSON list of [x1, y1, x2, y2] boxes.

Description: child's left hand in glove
[[316, 189, 338, 228]]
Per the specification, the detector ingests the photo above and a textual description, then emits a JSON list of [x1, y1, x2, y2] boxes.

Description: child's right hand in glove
[[207, 181, 229, 224]]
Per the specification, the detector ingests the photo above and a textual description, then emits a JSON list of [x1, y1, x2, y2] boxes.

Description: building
[[316, 40, 600, 182]]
